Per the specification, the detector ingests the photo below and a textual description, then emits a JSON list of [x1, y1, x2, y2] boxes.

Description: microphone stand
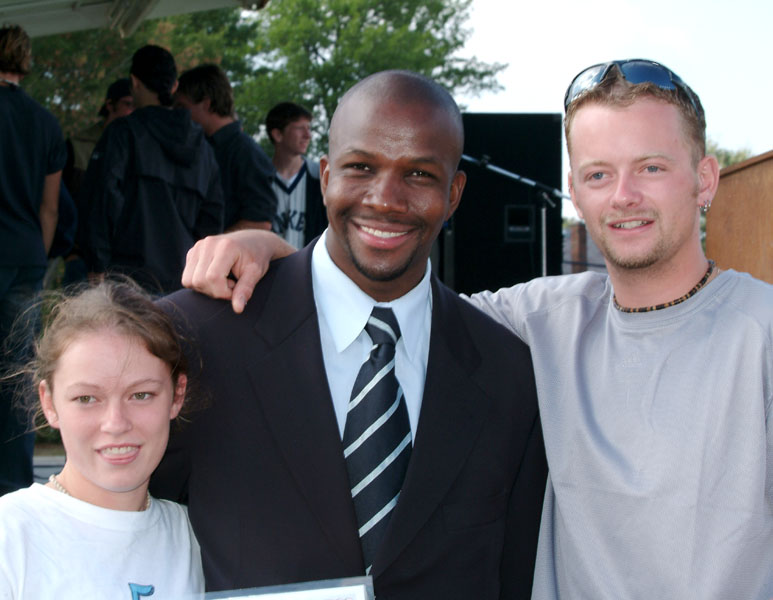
[[461, 154, 570, 277]]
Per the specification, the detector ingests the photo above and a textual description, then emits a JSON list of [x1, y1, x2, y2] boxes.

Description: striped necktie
[[343, 306, 412, 573]]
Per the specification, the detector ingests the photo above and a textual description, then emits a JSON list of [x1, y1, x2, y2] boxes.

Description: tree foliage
[[707, 138, 752, 169], [24, 10, 257, 139], [23, 1, 503, 155], [240, 0, 504, 152]]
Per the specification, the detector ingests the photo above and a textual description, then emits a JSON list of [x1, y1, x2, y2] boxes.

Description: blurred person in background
[[266, 101, 326, 248], [79, 45, 223, 295], [175, 64, 276, 232], [0, 24, 65, 496]]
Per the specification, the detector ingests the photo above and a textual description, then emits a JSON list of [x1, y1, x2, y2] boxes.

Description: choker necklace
[[613, 260, 716, 313], [48, 474, 151, 511]]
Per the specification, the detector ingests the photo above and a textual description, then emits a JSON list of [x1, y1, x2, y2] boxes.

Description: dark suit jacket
[[152, 241, 547, 599]]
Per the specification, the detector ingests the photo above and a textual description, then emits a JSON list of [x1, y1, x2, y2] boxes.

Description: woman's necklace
[[48, 474, 151, 511], [613, 260, 717, 313]]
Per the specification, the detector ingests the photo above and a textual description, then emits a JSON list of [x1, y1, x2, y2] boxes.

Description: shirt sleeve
[[233, 139, 277, 224], [45, 111, 67, 175], [463, 284, 528, 340], [194, 153, 225, 239]]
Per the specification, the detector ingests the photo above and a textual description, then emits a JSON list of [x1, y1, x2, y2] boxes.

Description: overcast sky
[[458, 0, 772, 213]]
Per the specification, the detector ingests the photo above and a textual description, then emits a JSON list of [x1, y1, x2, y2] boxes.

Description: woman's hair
[[13, 280, 189, 426]]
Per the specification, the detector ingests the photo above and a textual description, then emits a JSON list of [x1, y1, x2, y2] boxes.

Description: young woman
[[0, 282, 203, 598]]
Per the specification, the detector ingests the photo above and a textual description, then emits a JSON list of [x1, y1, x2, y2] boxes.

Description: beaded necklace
[[613, 260, 716, 313], [48, 474, 151, 511]]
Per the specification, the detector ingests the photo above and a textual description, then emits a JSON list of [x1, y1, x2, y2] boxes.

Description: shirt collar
[[311, 230, 432, 361], [208, 120, 241, 147]]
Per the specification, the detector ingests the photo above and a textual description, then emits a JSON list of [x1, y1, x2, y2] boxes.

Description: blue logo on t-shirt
[[129, 582, 154, 598]]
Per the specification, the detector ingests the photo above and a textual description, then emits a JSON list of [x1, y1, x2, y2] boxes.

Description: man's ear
[[568, 170, 584, 220], [696, 155, 720, 210], [320, 155, 330, 207], [445, 170, 466, 221]]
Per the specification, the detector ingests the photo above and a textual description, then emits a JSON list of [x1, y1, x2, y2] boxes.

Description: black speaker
[[436, 113, 564, 295]]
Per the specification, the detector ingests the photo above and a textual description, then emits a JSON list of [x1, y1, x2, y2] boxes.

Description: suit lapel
[[372, 277, 488, 576], [244, 243, 363, 571]]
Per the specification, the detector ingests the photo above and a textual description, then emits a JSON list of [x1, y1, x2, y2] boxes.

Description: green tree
[[23, 1, 503, 154], [707, 138, 752, 169], [241, 0, 504, 153]]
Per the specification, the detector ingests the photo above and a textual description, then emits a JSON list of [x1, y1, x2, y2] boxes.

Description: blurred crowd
[[0, 26, 327, 495]]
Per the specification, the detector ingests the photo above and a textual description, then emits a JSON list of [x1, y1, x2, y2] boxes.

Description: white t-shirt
[[0, 483, 203, 599]]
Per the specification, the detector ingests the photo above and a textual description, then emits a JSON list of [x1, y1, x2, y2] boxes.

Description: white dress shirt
[[311, 230, 432, 441]]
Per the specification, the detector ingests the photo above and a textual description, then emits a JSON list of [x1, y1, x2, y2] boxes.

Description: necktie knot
[[365, 307, 401, 348]]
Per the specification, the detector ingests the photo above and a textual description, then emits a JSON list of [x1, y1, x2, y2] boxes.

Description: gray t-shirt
[[468, 270, 773, 599]]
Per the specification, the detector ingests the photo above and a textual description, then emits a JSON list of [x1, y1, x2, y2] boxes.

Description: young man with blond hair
[[469, 59, 772, 599]]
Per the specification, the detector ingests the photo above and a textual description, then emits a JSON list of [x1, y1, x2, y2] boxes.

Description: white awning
[[0, 0, 267, 38]]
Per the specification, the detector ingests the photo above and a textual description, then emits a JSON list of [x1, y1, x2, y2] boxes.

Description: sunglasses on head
[[564, 59, 702, 117]]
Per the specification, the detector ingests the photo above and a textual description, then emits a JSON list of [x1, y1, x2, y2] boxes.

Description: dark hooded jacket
[[79, 105, 223, 293]]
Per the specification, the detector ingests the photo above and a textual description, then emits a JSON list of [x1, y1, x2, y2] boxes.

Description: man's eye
[[589, 172, 605, 180], [645, 165, 661, 173]]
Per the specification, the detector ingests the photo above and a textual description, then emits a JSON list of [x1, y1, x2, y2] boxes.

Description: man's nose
[[362, 172, 408, 213], [610, 172, 643, 209]]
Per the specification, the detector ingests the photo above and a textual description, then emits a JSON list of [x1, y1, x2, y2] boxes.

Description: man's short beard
[[598, 228, 671, 271], [348, 246, 416, 283]]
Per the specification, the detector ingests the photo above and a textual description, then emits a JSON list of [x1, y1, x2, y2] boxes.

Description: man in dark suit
[[152, 70, 546, 599]]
